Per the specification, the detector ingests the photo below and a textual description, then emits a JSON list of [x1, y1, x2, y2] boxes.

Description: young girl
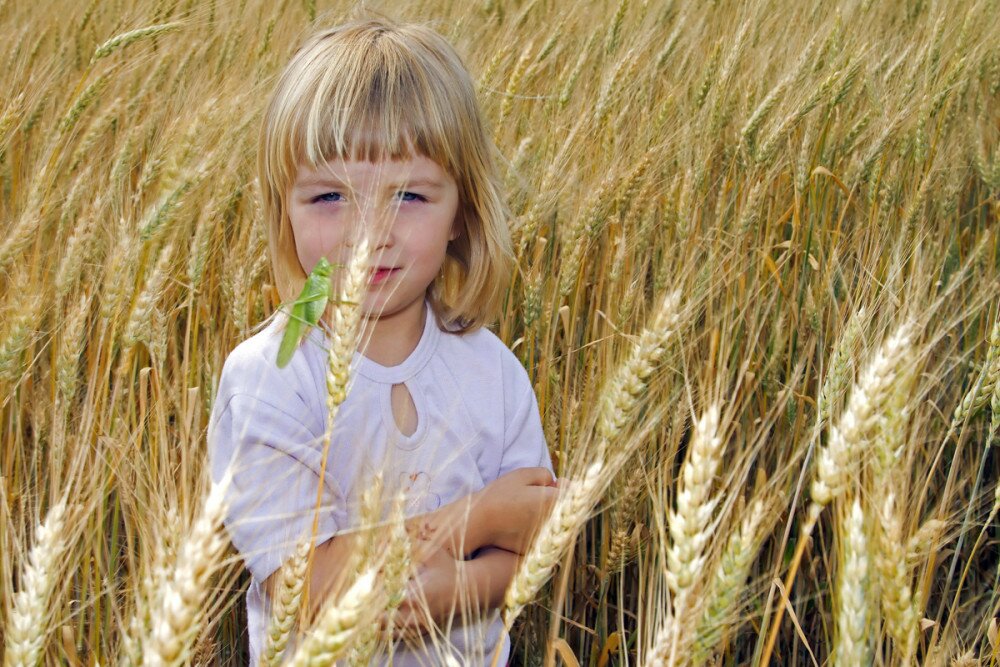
[[207, 14, 558, 665]]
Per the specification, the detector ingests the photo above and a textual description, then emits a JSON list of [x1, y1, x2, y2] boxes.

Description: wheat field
[[2, 0, 1000, 664]]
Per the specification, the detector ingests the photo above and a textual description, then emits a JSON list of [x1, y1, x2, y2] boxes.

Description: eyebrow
[[295, 176, 445, 190]]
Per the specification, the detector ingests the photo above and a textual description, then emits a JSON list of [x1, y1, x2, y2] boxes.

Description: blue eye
[[312, 192, 426, 204], [313, 192, 343, 204]]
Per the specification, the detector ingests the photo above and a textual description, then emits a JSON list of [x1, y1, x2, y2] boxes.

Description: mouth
[[369, 266, 400, 284]]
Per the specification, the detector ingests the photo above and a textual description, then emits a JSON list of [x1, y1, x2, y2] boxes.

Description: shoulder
[[440, 322, 527, 374], [437, 323, 534, 401], [214, 313, 317, 417]]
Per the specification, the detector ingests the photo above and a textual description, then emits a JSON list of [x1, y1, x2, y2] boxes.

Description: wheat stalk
[[761, 321, 913, 666], [952, 319, 1000, 427], [325, 235, 371, 409], [810, 322, 913, 516], [123, 241, 175, 355], [597, 290, 682, 444], [605, 471, 645, 573], [497, 41, 534, 130], [0, 276, 40, 386], [54, 207, 99, 303], [300, 234, 372, 618], [91, 22, 183, 62], [818, 307, 867, 427], [348, 490, 413, 666]]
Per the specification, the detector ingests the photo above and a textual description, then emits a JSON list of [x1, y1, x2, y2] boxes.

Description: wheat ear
[[325, 235, 371, 409], [504, 460, 605, 624], [761, 322, 913, 665], [304, 235, 371, 614], [951, 320, 1000, 427], [348, 490, 413, 665], [143, 480, 229, 666], [648, 404, 725, 666], [286, 567, 385, 666], [833, 498, 871, 666], [875, 493, 920, 663], [692, 496, 772, 663], [4, 501, 69, 667], [605, 471, 646, 573], [597, 290, 682, 445], [91, 22, 183, 62], [260, 538, 311, 667], [810, 322, 913, 518], [818, 306, 867, 427]]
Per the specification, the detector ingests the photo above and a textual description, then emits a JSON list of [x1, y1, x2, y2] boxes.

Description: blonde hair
[[257, 13, 514, 334]]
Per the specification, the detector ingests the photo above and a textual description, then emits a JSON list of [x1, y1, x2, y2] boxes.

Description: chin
[[358, 291, 408, 319]]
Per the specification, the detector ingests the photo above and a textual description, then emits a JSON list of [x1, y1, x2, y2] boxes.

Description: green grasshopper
[[276, 257, 342, 368]]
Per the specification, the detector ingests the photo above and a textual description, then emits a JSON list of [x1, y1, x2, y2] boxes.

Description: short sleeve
[[207, 355, 346, 583], [499, 354, 555, 479]]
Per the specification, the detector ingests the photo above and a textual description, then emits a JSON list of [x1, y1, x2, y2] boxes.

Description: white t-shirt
[[207, 297, 554, 665]]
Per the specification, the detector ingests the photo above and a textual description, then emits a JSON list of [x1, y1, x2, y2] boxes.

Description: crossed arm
[[262, 467, 559, 636]]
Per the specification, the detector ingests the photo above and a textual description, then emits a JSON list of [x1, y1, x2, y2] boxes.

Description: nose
[[345, 199, 396, 249]]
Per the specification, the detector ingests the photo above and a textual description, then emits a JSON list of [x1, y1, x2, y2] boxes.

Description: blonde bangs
[[259, 16, 514, 333]]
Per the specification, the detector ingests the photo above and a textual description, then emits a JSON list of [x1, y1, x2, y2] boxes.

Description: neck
[[356, 298, 427, 367]]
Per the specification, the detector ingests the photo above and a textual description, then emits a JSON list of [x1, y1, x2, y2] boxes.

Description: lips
[[370, 266, 400, 284]]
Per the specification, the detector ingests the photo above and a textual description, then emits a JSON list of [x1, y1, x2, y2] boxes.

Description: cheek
[[290, 209, 346, 259]]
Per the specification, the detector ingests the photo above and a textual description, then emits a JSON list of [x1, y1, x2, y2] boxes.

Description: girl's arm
[[464, 547, 519, 610], [266, 487, 490, 621], [389, 546, 518, 641], [388, 467, 563, 640], [265, 467, 557, 621]]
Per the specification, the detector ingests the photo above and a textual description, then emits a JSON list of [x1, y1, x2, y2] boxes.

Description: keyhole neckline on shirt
[[381, 379, 428, 449]]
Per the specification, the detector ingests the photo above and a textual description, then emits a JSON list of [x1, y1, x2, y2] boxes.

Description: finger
[[392, 608, 426, 644], [526, 467, 558, 486], [503, 466, 552, 486]]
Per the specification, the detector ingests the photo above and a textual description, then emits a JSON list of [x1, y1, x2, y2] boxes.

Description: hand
[[477, 467, 560, 556], [382, 546, 464, 644]]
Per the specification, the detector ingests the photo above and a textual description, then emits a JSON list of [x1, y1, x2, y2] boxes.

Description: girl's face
[[287, 153, 460, 320]]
